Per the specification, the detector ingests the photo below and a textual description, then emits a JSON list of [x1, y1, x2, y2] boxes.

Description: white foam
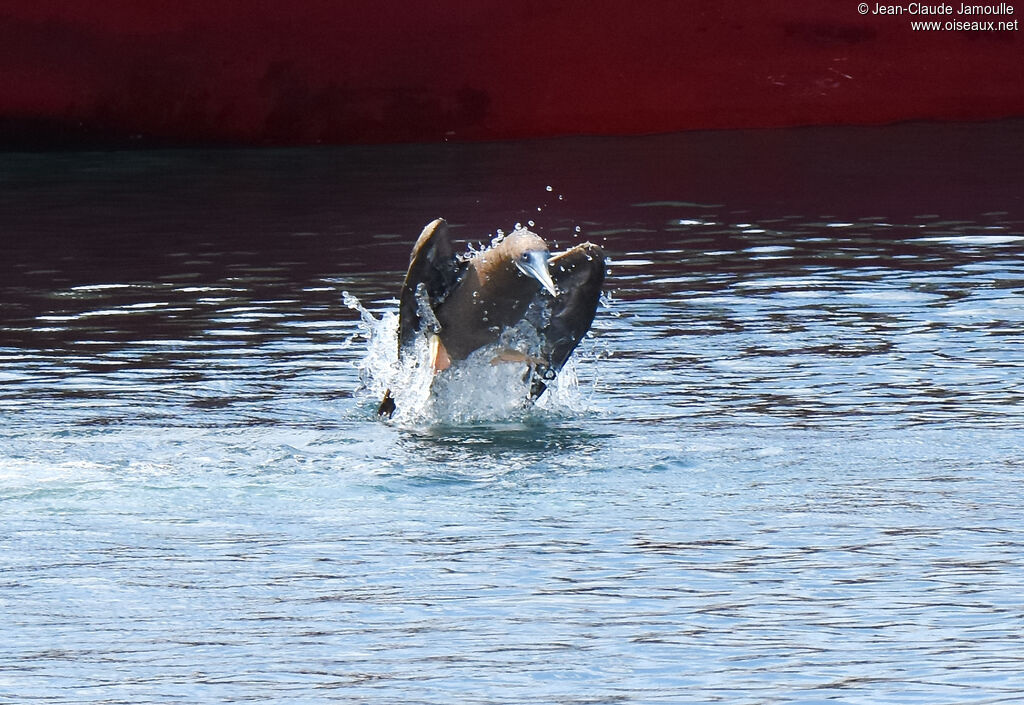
[[343, 291, 588, 425]]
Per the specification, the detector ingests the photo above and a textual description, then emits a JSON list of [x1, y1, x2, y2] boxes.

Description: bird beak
[[516, 251, 559, 297]]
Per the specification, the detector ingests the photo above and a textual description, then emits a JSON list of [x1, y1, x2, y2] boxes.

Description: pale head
[[503, 230, 558, 297]]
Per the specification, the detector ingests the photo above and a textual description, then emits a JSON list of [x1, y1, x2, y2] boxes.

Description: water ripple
[[3, 131, 1024, 703]]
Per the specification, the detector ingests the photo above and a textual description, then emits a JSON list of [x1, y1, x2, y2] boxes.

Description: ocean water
[[2, 121, 1024, 704]]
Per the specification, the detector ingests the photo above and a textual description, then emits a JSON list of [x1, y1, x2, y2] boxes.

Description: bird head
[[514, 248, 558, 297], [505, 231, 558, 297]]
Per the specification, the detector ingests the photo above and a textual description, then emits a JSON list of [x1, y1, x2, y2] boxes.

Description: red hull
[[2, 1, 1023, 145]]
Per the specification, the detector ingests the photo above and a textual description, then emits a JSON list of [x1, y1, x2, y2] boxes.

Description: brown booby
[[378, 218, 605, 417]]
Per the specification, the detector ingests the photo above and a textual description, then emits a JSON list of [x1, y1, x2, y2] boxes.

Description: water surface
[[2, 121, 1024, 703]]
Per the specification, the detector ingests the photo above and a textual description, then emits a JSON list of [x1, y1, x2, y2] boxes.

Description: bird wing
[[397, 218, 464, 353], [530, 242, 606, 398]]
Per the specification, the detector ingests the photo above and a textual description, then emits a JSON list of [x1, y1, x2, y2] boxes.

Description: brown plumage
[[378, 218, 605, 417]]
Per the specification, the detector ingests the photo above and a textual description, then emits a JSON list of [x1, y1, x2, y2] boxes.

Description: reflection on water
[[2, 121, 1024, 703]]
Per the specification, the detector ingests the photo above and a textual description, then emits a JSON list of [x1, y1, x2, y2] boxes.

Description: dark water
[[2, 121, 1024, 703]]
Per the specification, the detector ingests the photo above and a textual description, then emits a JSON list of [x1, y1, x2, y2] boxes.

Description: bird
[[378, 218, 605, 417]]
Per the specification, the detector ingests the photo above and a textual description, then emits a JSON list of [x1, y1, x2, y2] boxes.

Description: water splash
[[342, 291, 587, 424]]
